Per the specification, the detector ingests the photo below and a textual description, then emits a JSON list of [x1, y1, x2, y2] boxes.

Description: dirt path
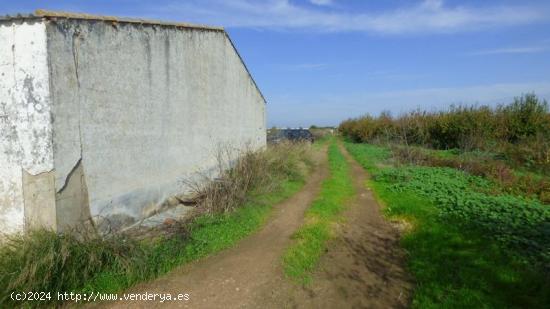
[[95, 143, 412, 308], [95, 147, 329, 309], [272, 144, 413, 308]]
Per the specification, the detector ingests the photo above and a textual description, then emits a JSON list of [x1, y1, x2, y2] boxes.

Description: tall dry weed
[[186, 142, 312, 214]]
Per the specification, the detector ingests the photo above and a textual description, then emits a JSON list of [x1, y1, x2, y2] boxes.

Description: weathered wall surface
[[46, 20, 266, 231], [0, 21, 55, 234]]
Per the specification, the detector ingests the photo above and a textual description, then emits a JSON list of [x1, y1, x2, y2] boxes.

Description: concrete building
[[0, 10, 266, 235]]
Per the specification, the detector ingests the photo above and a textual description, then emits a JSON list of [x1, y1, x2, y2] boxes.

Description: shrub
[[339, 94, 550, 172], [187, 142, 312, 214], [496, 94, 550, 143]]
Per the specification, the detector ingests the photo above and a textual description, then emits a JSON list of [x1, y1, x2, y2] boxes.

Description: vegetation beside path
[[283, 139, 354, 283], [345, 141, 550, 308], [0, 142, 313, 308]]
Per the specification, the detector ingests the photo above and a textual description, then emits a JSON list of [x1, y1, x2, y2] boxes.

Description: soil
[[268, 144, 414, 308], [94, 144, 413, 309]]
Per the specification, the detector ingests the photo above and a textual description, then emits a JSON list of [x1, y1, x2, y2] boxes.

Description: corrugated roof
[[0, 10, 266, 104]]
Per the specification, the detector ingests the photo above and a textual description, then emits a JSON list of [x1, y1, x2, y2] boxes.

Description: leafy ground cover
[[376, 166, 549, 265], [345, 141, 550, 308], [389, 144, 550, 204], [283, 140, 354, 283]]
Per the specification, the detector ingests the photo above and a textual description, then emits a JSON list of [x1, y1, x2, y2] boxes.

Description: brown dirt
[[93, 143, 413, 308], [92, 146, 329, 309], [268, 144, 414, 308]]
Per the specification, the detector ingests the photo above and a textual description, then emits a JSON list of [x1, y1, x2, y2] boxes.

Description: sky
[[2, 0, 550, 127]]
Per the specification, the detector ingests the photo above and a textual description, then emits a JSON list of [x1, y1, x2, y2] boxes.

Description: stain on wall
[[0, 20, 54, 234], [46, 19, 266, 231], [1, 14, 266, 234]]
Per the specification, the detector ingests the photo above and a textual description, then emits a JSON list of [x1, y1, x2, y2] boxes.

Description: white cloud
[[151, 0, 549, 34], [468, 46, 550, 56]]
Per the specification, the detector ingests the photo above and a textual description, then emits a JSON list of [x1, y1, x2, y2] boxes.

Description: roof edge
[[34, 10, 224, 31], [0, 9, 224, 31], [224, 32, 267, 104], [0, 10, 266, 104]]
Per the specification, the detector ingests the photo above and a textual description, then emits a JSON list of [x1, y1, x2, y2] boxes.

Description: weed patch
[[390, 144, 550, 204], [375, 166, 550, 266], [0, 143, 312, 307], [345, 141, 550, 308], [340, 94, 550, 174]]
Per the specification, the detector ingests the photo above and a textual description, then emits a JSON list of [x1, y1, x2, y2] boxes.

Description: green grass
[[0, 143, 311, 308], [82, 180, 305, 294], [344, 141, 391, 173], [344, 141, 550, 309], [312, 134, 332, 149], [283, 141, 354, 283]]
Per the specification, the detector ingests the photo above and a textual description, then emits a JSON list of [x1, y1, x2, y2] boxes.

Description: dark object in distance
[[268, 129, 315, 144]]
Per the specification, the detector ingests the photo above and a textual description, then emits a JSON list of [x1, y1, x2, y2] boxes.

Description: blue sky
[[3, 1, 550, 127]]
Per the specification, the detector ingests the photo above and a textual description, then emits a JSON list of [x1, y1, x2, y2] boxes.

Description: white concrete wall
[[46, 20, 266, 231], [0, 21, 53, 234], [0, 17, 265, 234]]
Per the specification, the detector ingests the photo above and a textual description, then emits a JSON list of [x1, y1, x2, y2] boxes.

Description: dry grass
[[0, 229, 144, 304], [187, 142, 312, 214], [389, 144, 550, 203], [0, 141, 313, 307], [339, 94, 550, 173]]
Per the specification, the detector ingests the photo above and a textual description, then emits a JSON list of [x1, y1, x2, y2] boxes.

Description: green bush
[[339, 94, 550, 172]]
